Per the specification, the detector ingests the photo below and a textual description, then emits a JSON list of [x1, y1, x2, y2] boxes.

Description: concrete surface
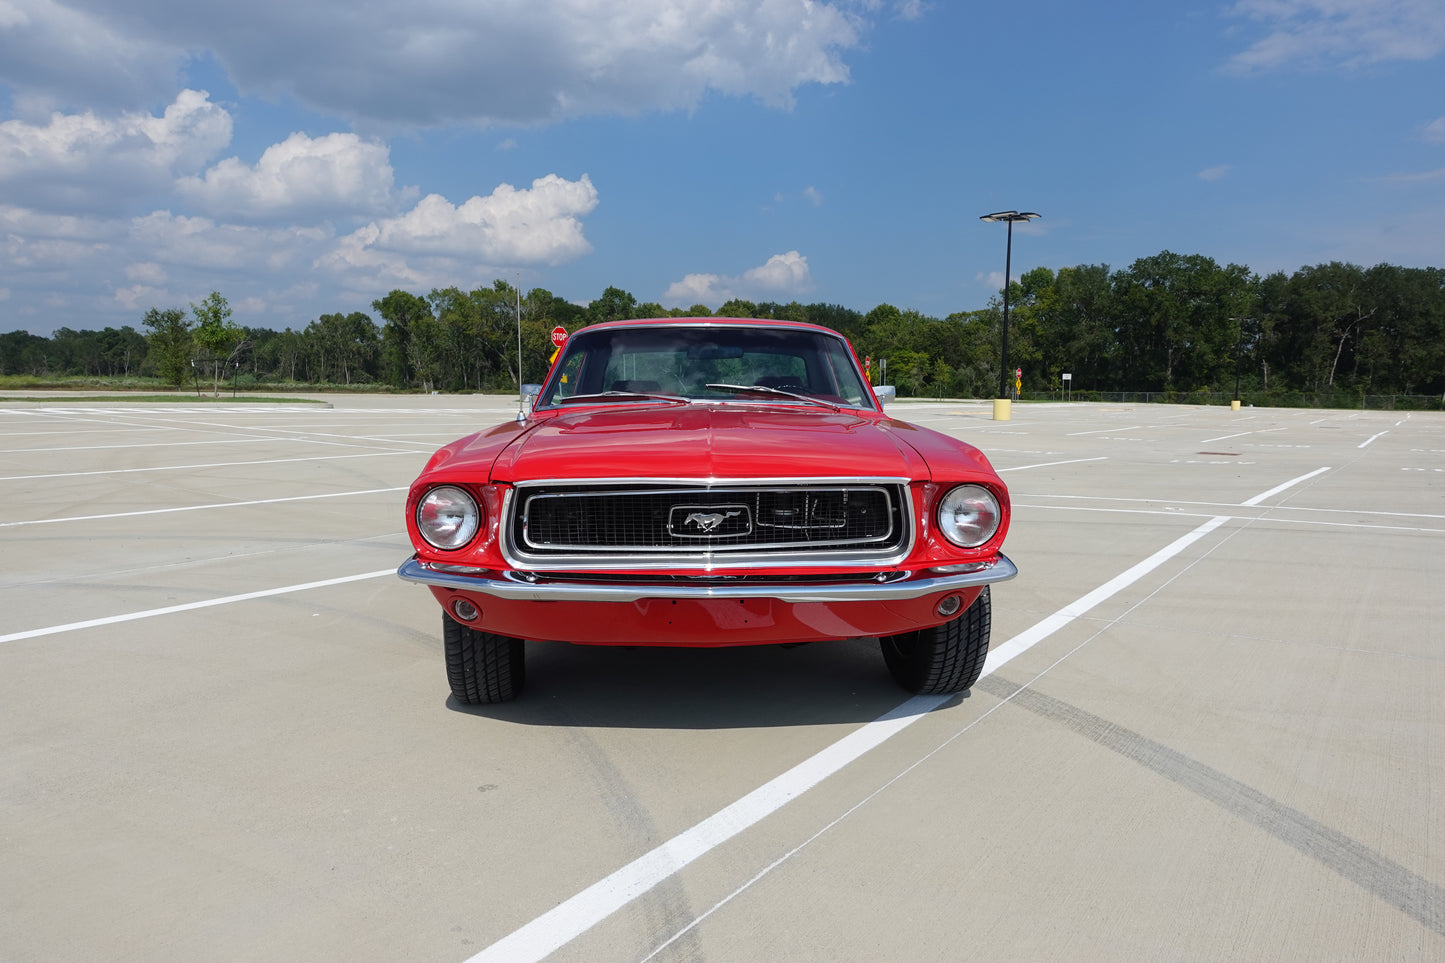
[[1, 394, 1441, 961]]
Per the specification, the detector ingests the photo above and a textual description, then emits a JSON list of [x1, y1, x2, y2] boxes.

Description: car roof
[[577, 317, 846, 338]]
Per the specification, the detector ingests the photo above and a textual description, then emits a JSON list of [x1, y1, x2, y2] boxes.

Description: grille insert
[[515, 484, 905, 556]]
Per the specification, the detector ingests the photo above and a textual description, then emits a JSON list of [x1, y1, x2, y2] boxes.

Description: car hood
[[487, 404, 931, 482]]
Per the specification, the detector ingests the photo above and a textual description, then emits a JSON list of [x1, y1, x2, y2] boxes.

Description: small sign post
[[548, 326, 568, 365], [1063, 372, 1072, 402]]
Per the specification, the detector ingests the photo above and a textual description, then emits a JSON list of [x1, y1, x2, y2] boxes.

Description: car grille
[[508, 483, 909, 561]]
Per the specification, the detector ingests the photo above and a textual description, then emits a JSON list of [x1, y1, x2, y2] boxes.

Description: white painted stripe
[[0, 570, 395, 645], [1240, 466, 1330, 506], [467, 512, 1232, 963], [0, 487, 406, 528], [1067, 425, 1140, 436], [1359, 431, 1388, 449], [0, 437, 287, 454], [0, 449, 413, 482], [1011, 491, 1445, 521], [1010, 502, 1445, 535], [999, 456, 1107, 472], [1199, 427, 1285, 444]]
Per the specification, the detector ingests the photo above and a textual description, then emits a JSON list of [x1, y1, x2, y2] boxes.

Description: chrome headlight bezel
[[416, 485, 481, 550], [936, 484, 1002, 549]]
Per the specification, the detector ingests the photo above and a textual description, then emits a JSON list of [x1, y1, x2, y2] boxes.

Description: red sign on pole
[[550, 326, 568, 348]]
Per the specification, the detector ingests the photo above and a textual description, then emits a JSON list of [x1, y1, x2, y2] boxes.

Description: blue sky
[[1, 0, 1442, 337]]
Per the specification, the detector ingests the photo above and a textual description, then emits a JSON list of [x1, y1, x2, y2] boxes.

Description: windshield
[[537, 324, 874, 409]]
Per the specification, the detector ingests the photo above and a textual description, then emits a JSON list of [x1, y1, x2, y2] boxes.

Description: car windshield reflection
[[537, 323, 872, 410]]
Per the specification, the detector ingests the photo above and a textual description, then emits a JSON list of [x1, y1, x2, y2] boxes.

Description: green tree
[[714, 298, 757, 319], [373, 289, 434, 388], [142, 307, 194, 388], [191, 292, 242, 396], [587, 286, 640, 325]]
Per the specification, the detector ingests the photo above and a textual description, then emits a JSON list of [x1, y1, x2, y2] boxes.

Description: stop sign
[[550, 326, 568, 348]]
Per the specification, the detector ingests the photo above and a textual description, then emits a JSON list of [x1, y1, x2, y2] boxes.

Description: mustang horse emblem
[[684, 510, 741, 533]]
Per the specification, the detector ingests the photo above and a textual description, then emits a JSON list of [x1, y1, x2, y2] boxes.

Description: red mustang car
[[398, 318, 1015, 703]]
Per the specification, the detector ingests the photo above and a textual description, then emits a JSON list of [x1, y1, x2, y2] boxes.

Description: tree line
[[2, 253, 1442, 403]]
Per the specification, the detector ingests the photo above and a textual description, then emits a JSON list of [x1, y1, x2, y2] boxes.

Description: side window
[[551, 350, 586, 399]]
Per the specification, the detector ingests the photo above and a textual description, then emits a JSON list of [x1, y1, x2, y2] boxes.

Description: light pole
[[1229, 316, 1251, 411], [980, 210, 1040, 420]]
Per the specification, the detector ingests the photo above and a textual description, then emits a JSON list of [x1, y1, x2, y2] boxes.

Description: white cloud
[[0, 90, 232, 213], [0, 0, 183, 112], [664, 251, 814, 305], [1377, 166, 1445, 184], [316, 174, 600, 295], [337, 174, 597, 261], [803, 185, 824, 206], [894, 1, 929, 21], [130, 211, 280, 270], [0, 1, 869, 128], [1199, 164, 1233, 181], [977, 271, 1007, 292], [1423, 117, 1445, 142], [178, 132, 405, 221], [1227, 0, 1445, 72], [125, 262, 167, 284]]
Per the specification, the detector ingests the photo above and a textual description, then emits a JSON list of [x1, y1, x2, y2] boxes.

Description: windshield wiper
[[704, 384, 841, 412], [555, 391, 690, 406]]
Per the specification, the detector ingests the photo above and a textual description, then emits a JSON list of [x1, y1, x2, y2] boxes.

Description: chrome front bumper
[[396, 553, 1016, 604]]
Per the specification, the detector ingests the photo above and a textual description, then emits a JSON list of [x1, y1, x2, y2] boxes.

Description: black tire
[[879, 586, 991, 694], [443, 613, 525, 704]]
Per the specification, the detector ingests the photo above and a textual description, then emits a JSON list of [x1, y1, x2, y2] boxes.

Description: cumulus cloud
[[0, 89, 232, 213], [893, 0, 929, 21], [0, 0, 867, 128], [178, 132, 406, 221], [663, 251, 814, 306], [1227, 0, 1445, 72], [0, 0, 183, 112], [316, 174, 600, 293]]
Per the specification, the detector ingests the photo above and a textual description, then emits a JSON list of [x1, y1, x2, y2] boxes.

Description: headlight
[[936, 484, 1001, 548], [416, 485, 480, 550]]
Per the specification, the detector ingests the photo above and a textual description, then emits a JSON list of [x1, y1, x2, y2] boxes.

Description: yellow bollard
[[993, 398, 1012, 421], [1230, 400, 1241, 411]]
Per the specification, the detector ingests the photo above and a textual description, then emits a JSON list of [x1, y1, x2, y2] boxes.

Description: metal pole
[[1234, 329, 1242, 402], [980, 212, 1038, 407], [1000, 218, 1013, 400]]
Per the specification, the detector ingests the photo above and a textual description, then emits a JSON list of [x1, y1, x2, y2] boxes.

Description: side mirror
[[517, 383, 543, 421], [872, 385, 896, 407]]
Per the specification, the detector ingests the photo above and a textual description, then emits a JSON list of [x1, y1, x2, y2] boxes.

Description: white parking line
[[1359, 431, 1388, 449], [999, 456, 1107, 472], [1067, 425, 1140, 436], [0, 571, 395, 645], [0, 450, 416, 482], [467, 514, 1234, 963], [1240, 467, 1331, 507], [0, 488, 406, 528], [0, 437, 280, 454], [1198, 427, 1286, 444]]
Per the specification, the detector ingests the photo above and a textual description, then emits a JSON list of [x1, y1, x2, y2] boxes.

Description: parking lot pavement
[[2, 395, 1441, 962]]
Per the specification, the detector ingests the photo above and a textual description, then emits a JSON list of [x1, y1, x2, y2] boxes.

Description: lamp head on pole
[[979, 211, 1041, 224]]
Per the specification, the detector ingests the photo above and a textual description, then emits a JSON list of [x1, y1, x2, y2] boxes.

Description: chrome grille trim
[[500, 477, 915, 570]]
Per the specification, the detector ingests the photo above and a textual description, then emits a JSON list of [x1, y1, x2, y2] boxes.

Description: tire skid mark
[[976, 675, 1445, 938]]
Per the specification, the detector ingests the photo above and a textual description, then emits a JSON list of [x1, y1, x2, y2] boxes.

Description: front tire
[[879, 586, 991, 694], [443, 613, 525, 704]]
